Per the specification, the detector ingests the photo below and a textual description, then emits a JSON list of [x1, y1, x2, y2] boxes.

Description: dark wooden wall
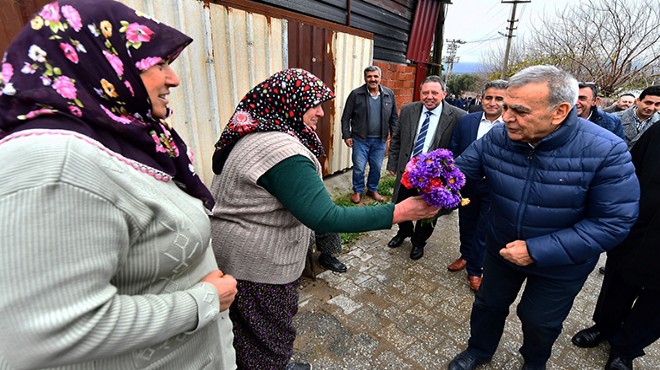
[[251, 0, 416, 63], [0, 0, 51, 55]]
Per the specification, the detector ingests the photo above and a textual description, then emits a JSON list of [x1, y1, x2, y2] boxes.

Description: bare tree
[[479, 41, 553, 81], [526, 0, 660, 96], [479, 0, 660, 95]]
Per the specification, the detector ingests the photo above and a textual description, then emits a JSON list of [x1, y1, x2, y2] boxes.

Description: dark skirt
[[230, 279, 299, 370]]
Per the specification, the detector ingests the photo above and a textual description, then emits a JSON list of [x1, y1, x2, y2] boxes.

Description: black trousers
[[457, 184, 490, 276], [394, 185, 436, 246], [466, 253, 588, 366], [593, 261, 660, 358]]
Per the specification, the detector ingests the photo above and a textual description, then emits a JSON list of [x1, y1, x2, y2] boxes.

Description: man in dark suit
[[447, 80, 507, 292], [386, 75, 466, 260]]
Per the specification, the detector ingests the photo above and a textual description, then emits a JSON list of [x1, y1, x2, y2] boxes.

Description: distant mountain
[[449, 62, 483, 74]]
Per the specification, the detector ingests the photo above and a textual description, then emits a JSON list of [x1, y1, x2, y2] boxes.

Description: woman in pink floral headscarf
[[0, 1, 237, 369]]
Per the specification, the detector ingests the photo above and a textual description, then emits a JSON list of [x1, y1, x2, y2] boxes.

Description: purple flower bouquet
[[401, 148, 469, 210]]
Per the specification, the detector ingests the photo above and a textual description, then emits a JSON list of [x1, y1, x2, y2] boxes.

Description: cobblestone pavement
[[291, 210, 660, 369]]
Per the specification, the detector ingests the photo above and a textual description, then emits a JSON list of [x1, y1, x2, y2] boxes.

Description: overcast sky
[[443, 0, 573, 64]]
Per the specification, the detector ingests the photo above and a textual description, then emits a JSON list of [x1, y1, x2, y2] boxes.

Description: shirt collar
[[423, 103, 443, 116], [480, 112, 504, 124], [367, 85, 381, 98]]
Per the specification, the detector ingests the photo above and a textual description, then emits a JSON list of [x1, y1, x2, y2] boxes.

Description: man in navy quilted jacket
[[576, 81, 625, 140], [447, 65, 640, 370]]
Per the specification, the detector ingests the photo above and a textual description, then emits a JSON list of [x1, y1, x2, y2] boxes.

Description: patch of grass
[[378, 173, 396, 197], [339, 232, 362, 247], [333, 194, 362, 249], [333, 173, 397, 249], [334, 197, 358, 208]]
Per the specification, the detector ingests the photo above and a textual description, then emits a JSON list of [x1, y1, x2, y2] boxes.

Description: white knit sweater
[[0, 130, 235, 369]]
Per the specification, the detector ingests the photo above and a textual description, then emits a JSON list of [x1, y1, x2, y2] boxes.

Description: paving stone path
[[292, 210, 660, 369]]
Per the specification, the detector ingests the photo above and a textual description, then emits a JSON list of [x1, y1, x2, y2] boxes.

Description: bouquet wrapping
[[401, 148, 470, 210]]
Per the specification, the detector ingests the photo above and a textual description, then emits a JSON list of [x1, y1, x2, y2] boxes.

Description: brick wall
[[374, 60, 417, 111]]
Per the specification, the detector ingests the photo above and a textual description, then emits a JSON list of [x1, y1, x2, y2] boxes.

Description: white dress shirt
[[476, 113, 504, 140], [415, 104, 443, 154]]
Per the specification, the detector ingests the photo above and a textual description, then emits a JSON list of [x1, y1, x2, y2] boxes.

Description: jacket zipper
[[516, 144, 536, 239]]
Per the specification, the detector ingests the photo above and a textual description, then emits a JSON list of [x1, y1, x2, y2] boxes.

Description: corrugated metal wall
[[0, 0, 372, 184], [119, 0, 371, 183], [332, 32, 373, 174], [0, 0, 51, 55], [406, 0, 442, 63], [120, 0, 286, 185]]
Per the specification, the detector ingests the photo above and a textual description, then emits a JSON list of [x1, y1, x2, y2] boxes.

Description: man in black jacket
[[571, 122, 660, 370], [341, 66, 398, 204]]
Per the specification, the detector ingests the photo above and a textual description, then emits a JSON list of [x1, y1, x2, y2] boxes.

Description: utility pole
[[443, 39, 465, 81], [500, 0, 530, 79]]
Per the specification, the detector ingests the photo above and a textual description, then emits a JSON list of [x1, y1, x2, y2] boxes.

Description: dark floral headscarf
[[0, 0, 215, 210], [213, 68, 334, 174]]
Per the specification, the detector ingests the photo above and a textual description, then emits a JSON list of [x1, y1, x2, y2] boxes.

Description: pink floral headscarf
[[0, 0, 214, 209]]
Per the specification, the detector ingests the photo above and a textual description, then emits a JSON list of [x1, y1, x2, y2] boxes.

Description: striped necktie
[[412, 111, 433, 157]]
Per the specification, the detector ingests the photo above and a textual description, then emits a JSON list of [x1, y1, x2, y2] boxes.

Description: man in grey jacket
[[341, 66, 398, 204], [614, 85, 660, 148]]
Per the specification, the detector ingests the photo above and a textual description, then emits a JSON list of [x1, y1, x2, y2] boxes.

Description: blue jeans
[[351, 137, 386, 193], [465, 253, 588, 367]]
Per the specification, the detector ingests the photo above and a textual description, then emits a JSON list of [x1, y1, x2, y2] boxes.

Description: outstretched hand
[[392, 196, 440, 224], [201, 270, 238, 311], [500, 240, 534, 266]]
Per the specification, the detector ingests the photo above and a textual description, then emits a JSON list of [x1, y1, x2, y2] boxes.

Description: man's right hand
[[201, 270, 237, 311], [388, 170, 396, 176], [344, 138, 353, 147], [500, 240, 534, 266]]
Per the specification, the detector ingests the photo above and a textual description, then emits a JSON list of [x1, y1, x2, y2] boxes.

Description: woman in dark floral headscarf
[[209, 68, 438, 370], [0, 1, 237, 369]]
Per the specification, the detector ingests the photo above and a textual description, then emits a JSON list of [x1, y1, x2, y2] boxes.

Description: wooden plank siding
[[249, 0, 415, 63], [0, 0, 382, 179], [0, 0, 52, 55]]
